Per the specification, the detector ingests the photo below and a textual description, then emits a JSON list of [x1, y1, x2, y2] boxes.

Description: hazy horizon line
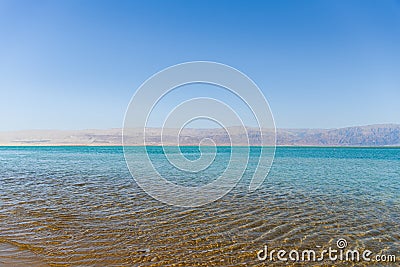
[[1, 123, 400, 132]]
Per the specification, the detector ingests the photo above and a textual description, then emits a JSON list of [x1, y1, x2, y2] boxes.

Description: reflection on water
[[0, 147, 399, 266]]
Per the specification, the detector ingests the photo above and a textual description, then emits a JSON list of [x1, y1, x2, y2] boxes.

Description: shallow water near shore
[[0, 146, 399, 266]]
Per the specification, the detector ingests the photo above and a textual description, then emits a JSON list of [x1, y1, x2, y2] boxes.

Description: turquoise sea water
[[0, 146, 399, 266]]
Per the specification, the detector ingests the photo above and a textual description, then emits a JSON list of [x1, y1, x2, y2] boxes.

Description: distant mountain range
[[0, 124, 399, 146], [276, 124, 400, 146]]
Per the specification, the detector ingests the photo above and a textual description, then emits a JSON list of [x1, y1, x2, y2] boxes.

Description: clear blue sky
[[0, 0, 399, 130]]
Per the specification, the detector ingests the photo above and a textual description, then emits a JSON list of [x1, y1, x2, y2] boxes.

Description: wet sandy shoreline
[[0, 243, 48, 267]]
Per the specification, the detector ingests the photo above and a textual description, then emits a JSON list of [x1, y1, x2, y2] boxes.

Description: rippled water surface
[[0, 146, 399, 266]]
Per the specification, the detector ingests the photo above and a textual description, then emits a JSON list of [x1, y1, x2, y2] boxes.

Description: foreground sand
[[0, 243, 48, 267]]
